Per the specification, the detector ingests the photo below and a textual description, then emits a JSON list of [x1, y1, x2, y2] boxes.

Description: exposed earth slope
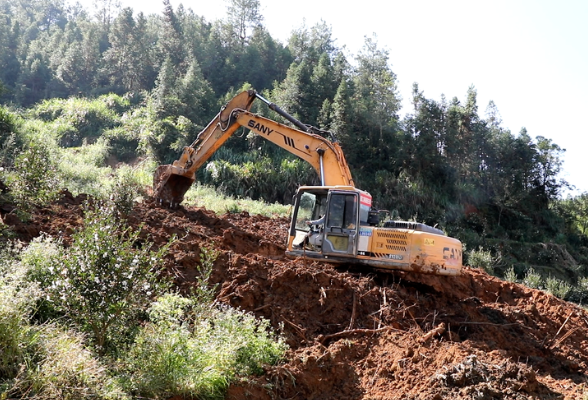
[[5, 192, 588, 400]]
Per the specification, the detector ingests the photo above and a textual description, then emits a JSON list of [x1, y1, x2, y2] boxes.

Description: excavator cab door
[[321, 191, 359, 256], [290, 189, 328, 251]]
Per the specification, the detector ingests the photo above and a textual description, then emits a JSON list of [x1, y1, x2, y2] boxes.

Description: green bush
[[109, 166, 146, 216], [122, 293, 287, 400], [503, 266, 518, 282], [44, 203, 171, 352], [31, 96, 124, 147], [0, 106, 24, 167], [545, 276, 572, 299], [19, 235, 64, 322], [4, 140, 61, 217], [193, 245, 219, 305], [102, 127, 140, 162], [569, 276, 588, 304], [0, 248, 40, 379], [9, 325, 127, 400], [467, 246, 496, 275], [202, 155, 317, 204], [522, 267, 543, 290]]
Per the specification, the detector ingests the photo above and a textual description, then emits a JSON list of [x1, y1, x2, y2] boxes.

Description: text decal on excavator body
[[248, 119, 297, 150], [248, 119, 274, 135], [443, 247, 462, 260], [283, 136, 296, 148]]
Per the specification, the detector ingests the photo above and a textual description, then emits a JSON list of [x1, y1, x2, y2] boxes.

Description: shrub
[[202, 155, 317, 204], [0, 248, 40, 379], [503, 266, 518, 283], [20, 235, 64, 322], [545, 276, 572, 299], [122, 294, 287, 399], [522, 267, 543, 290], [119, 244, 286, 399], [44, 203, 171, 352], [4, 140, 61, 217], [569, 277, 588, 304], [31, 96, 123, 147], [9, 326, 128, 400], [193, 245, 219, 305], [109, 166, 146, 216], [467, 247, 496, 275]]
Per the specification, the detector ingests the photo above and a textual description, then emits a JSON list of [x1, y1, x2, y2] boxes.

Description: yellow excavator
[[154, 90, 463, 276]]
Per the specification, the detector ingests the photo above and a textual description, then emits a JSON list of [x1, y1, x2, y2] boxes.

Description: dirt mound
[[7, 194, 588, 399]]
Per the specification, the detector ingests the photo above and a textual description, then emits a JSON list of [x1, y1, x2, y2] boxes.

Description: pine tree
[[225, 0, 263, 48]]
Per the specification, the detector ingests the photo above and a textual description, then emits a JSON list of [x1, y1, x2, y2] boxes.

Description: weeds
[[522, 267, 543, 290], [43, 203, 171, 352], [468, 247, 496, 275], [122, 294, 287, 399], [545, 276, 572, 299], [0, 229, 286, 400], [57, 139, 112, 198], [0, 250, 40, 379], [503, 266, 518, 282], [9, 325, 128, 400], [193, 245, 219, 305], [109, 166, 145, 216]]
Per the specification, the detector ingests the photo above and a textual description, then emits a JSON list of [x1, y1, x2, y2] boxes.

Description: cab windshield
[[294, 191, 327, 232]]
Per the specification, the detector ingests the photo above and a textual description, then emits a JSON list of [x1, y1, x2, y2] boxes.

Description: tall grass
[[57, 138, 113, 197], [0, 247, 40, 379], [121, 293, 288, 399], [184, 183, 290, 217], [9, 326, 127, 400]]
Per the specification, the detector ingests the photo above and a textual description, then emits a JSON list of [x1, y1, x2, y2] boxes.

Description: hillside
[[2, 190, 585, 399]]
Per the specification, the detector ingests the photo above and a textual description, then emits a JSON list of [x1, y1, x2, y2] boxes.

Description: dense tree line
[[1, 0, 587, 275]]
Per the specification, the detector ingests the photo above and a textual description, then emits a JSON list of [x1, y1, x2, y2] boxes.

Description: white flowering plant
[[47, 202, 172, 352], [4, 140, 61, 219]]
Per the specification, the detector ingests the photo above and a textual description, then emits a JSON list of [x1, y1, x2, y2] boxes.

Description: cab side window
[[326, 194, 357, 230]]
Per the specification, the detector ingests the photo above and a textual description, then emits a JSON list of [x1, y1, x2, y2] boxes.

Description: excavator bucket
[[153, 164, 195, 206]]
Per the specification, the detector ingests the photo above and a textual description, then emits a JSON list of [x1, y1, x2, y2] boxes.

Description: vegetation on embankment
[[0, 196, 287, 399]]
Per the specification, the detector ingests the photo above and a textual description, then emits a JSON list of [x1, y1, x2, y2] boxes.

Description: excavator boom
[[153, 90, 354, 205]]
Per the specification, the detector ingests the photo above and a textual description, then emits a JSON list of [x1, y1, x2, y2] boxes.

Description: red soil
[[6, 191, 588, 400]]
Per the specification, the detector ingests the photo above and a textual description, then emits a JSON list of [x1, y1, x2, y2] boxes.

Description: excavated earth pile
[[5, 191, 588, 400]]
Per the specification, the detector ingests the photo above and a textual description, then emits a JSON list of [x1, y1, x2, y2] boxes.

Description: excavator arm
[[153, 90, 354, 206]]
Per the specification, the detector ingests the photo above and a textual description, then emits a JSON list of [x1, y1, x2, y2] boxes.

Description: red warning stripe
[[360, 193, 372, 207]]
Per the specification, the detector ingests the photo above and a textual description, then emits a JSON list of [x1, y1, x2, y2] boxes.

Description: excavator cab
[[288, 186, 371, 258]]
